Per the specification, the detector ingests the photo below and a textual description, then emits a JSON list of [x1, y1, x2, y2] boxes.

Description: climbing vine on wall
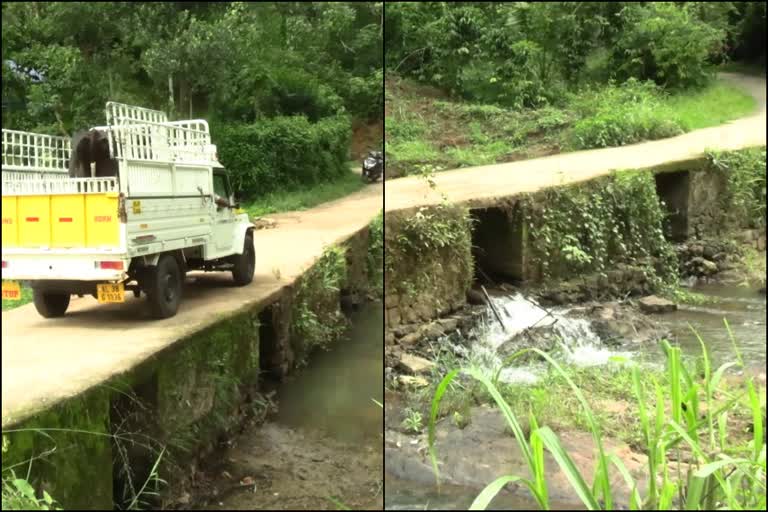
[[385, 204, 474, 299], [292, 245, 348, 365], [708, 146, 767, 229], [523, 171, 678, 288]]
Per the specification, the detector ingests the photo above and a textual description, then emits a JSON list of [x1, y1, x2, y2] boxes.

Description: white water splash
[[469, 293, 632, 384]]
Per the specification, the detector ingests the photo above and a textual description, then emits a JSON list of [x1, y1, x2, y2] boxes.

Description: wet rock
[[397, 375, 429, 389], [398, 353, 435, 374], [466, 289, 485, 305], [437, 317, 459, 333], [596, 305, 616, 321], [638, 295, 677, 314], [399, 331, 421, 346], [687, 257, 718, 276], [392, 325, 416, 338], [388, 308, 401, 327]]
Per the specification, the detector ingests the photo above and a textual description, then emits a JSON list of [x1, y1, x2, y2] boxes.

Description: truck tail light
[[1, 261, 7, 268], [98, 261, 124, 270]]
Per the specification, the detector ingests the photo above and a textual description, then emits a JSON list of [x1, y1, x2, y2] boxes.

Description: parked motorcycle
[[361, 150, 384, 183]]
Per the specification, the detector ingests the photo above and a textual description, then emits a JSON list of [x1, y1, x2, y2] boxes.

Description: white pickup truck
[[1, 102, 255, 319]]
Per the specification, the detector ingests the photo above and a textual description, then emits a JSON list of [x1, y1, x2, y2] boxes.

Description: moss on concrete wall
[[2, 389, 112, 510], [384, 204, 473, 329]]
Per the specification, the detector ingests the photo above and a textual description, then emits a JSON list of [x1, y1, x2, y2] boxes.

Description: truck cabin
[[212, 167, 236, 208]]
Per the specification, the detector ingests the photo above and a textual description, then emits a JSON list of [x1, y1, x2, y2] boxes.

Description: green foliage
[[2, 473, 60, 511], [708, 147, 767, 229], [213, 115, 351, 199], [292, 245, 348, 364], [386, 1, 762, 108], [385, 204, 474, 306], [3, 3, 382, 130], [524, 171, 678, 288], [242, 169, 364, 218], [367, 211, 384, 296], [661, 79, 757, 131], [569, 79, 683, 149], [731, 2, 767, 64], [401, 408, 424, 434], [611, 3, 727, 89], [386, 73, 754, 174]]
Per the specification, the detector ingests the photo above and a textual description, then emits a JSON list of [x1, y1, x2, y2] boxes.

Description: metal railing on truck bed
[[1, 129, 70, 180]]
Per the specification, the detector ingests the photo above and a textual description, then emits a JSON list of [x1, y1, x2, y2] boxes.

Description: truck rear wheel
[[232, 232, 255, 286], [145, 255, 182, 319], [33, 290, 71, 318]]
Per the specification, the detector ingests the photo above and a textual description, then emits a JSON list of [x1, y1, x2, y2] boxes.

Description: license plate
[[97, 283, 125, 303], [2, 281, 21, 300]]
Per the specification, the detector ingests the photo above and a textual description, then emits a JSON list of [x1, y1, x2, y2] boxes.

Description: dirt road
[[1, 182, 382, 427], [385, 73, 766, 212]]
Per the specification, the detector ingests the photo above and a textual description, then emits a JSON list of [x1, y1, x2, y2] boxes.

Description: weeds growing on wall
[[292, 245, 348, 365], [708, 146, 767, 229], [367, 211, 384, 296], [523, 171, 678, 289], [385, 204, 473, 300], [1, 435, 59, 511]]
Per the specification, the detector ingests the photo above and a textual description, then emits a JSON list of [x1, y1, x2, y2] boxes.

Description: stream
[[385, 283, 766, 510], [195, 302, 383, 510]]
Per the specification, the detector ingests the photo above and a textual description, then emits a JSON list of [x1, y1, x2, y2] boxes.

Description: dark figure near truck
[[68, 129, 119, 178]]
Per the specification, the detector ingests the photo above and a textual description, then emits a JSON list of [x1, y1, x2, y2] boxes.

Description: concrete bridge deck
[[1, 182, 383, 427], [385, 73, 766, 212]]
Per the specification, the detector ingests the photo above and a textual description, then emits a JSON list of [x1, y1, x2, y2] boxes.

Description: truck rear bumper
[[1, 254, 128, 282]]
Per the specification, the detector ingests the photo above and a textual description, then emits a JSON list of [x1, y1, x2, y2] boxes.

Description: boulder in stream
[[398, 353, 435, 374], [638, 295, 677, 314]]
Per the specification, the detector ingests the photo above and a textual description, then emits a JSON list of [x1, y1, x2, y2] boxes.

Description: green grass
[[386, 140, 441, 163], [718, 61, 767, 77], [242, 170, 366, 218], [386, 75, 759, 175], [2, 283, 32, 311], [662, 80, 757, 131]]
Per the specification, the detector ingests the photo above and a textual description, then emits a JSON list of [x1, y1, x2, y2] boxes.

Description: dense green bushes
[[709, 147, 767, 229], [213, 115, 351, 198], [569, 79, 683, 149], [386, 2, 764, 107], [611, 3, 725, 89], [524, 171, 678, 286], [2, 2, 382, 134]]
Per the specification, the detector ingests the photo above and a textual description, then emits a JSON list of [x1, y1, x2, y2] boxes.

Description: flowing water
[[385, 283, 766, 510], [198, 302, 383, 510]]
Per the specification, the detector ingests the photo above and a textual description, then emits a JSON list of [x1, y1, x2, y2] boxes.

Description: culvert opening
[[470, 205, 525, 284], [257, 305, 280, 385], [655, 170, 690, 242]]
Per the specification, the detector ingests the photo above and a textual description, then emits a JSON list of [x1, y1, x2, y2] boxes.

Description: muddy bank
[[192, 423, 382, 510]]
